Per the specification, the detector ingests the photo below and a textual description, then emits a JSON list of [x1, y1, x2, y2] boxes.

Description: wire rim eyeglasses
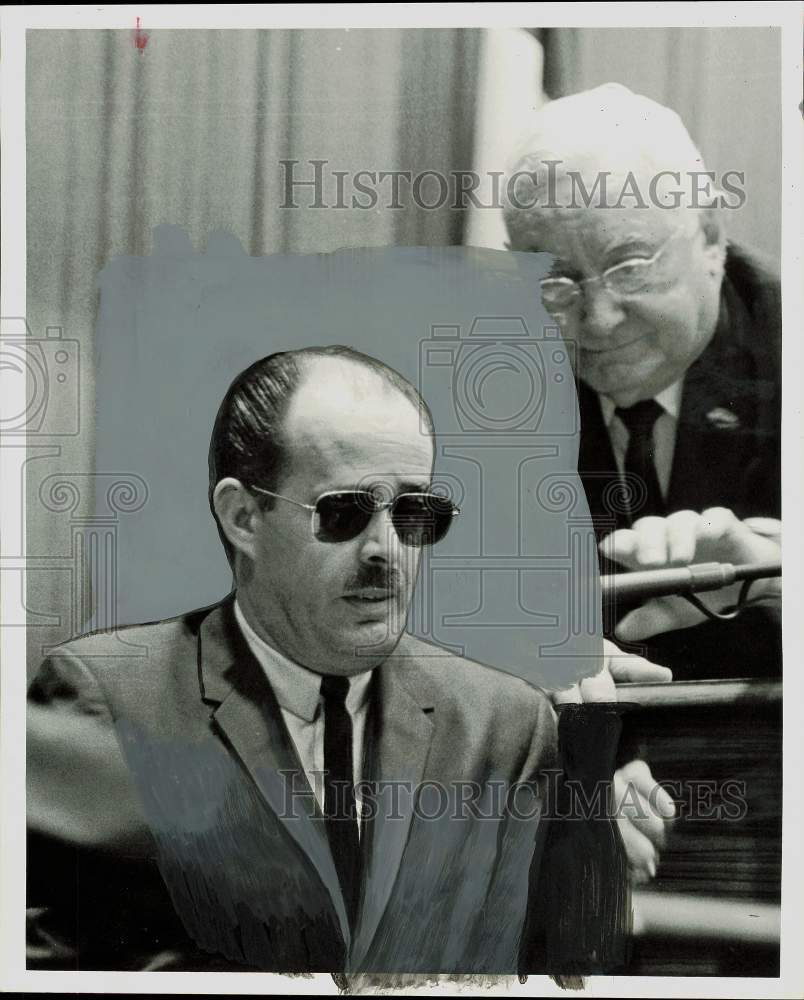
[[539, 228, 686, 310]]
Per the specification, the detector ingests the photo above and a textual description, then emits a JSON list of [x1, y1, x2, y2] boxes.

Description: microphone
[[600, 561, 781, 605]]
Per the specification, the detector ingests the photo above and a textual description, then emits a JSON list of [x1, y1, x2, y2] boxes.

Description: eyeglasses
[[539, 229, 684, 311], [248, 486, 461, 547]]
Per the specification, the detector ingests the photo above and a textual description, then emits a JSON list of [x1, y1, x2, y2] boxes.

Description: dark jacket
[[577, 244, 781, 679], [27, 595, 628, 974]]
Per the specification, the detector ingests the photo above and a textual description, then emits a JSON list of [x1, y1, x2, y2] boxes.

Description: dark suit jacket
[[27, 595, 628, 975], [577, 243, 781, 679]]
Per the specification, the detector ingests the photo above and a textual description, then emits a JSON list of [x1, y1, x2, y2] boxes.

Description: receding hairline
[[254, 350, 435, 473], [297, 351, 408, 392], [288, 351, 430, 421]]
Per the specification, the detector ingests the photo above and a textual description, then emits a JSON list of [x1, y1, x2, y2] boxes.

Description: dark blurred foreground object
[[617, 678, 781, 976]]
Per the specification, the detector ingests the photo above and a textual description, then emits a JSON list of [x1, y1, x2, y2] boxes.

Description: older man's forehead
[[518, 203, 686, 259]]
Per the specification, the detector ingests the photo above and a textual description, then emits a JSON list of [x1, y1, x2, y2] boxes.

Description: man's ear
[[213, 478, 262, 561], [699, 207, 727, 277]]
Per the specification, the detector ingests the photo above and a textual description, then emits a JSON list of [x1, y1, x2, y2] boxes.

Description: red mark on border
[[133, 17, 149, 53]]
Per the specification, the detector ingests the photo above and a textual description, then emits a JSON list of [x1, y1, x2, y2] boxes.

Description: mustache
[[343, 566, 403, 592]]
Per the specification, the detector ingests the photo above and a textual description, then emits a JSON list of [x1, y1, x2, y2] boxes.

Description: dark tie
[[320, 673, 361, 928], [615, 399, 666, 523]]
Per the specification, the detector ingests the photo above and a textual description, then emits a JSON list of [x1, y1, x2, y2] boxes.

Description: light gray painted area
[[93, 235, 601, 688]]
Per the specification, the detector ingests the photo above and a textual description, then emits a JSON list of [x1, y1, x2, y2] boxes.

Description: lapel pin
[[706, 407, 741, 430]]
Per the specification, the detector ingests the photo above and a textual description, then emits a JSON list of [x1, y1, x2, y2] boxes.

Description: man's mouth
[[582, 335, 644, 355], [342, 588, 394, 605]]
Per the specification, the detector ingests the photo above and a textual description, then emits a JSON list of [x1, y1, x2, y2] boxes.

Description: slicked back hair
[[208, 345, 435, 564]]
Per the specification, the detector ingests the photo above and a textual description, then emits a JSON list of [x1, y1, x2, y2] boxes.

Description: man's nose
[[358, 507, 400, 563], [579, 281, 627, 338]]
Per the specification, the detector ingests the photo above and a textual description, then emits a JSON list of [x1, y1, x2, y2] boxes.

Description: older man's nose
[[580, 282, 627, 337]]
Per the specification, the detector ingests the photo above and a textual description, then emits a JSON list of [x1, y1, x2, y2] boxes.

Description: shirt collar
[[233, 598, 374, 722], [598, 378, 684, 428]]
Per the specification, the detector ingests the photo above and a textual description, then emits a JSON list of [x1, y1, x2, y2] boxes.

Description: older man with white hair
[[503, 83, 781, 681]]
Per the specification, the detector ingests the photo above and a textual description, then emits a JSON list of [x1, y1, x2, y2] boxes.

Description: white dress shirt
[[233, 600, 374, 832], [597, 380, 684, 500]]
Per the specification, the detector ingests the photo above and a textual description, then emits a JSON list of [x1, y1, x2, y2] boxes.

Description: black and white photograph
[[1, 3, 801, 996]]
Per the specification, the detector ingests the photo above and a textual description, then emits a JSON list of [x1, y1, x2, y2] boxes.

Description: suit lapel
[[349, 645, 435, 971], [197, 598, 351, 947], [667, 285, 757, 514]]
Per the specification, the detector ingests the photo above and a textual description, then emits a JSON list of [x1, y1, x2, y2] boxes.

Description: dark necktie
[[615, 399, 666, 523], [321, 673, 361, 928]]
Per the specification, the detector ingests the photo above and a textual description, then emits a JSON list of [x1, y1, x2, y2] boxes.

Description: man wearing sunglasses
[[28, 344, 631, 976], [502, 83, 781, 682]]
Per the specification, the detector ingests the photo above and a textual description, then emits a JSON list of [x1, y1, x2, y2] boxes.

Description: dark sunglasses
[[248, 485, 460, 546]]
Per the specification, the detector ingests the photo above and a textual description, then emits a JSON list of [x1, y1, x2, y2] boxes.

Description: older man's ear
[[212, 478, 263, 562], [699, 208, 727, 278]]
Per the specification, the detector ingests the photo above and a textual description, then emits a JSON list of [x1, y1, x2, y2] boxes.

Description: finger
[[616, 791, 668, 850], [551, 682, 582, 706], [615, 595, 704, 641], [650, 782, 677, 820], [617, 760, 676, 818], [698, 509, 782, 571], [742, 517, 782, 541], [614, 765, 674, 850], [616, 814, 657, 883], [600, 518, 670, 570], [664, 509, 701, 566], [607, 653, 672, 684], [628, 516, 671, 568], [599, 528, 639, 569], [614, 758, 676, 819], [614, 762, 658, 811], [577, 666, 617, 703], [696, 506, 742, 555]]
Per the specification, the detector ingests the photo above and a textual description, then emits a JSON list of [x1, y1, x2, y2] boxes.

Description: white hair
[[503, 83, 721, 244]]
